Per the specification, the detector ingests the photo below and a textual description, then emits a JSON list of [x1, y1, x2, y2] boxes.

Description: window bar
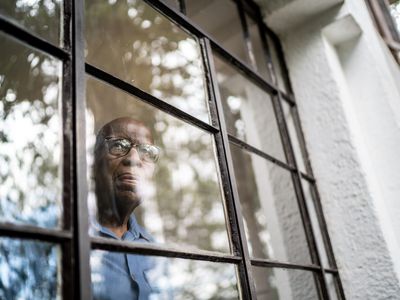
[[308, 184, 346, 299], [72, 0, 92, 299], [62, 1, 74, 298], [241, 0, 261, 18], [289, 104, 313, 175], [0, 223, 71, 242], [91, 236, 242, 263], [62, 240, 74, 299], [228, 134, 295, 173], [201, 38, 257, 300], [253, 7, 279, 88], [201, 34, 248, 288], [301, 172, 317, 183], [251, 258, 321, 272], [62, 0, 73, 235], [178, 0, 186, 14], [281, 91, 297, 106], [236, 0, 258, 69]]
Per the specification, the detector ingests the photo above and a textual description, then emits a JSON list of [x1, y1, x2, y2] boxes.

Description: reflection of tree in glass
[[0, 238, 60, 299], [85, 0, 209, 122], [0, 34, 61, 228], [0, 0, 61, 45], [0, 3, 62, 299]]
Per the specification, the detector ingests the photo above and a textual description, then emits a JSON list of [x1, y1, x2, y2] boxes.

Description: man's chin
[[116, 190, 142, 209]]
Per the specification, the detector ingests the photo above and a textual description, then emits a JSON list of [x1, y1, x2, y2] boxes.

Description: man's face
[[95, 118, 156, 218]]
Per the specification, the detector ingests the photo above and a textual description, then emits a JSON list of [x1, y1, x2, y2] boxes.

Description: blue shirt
[[91, 215, 159, 300]]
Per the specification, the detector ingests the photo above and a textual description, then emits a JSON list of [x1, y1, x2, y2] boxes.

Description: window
[[367, 0, 400, 63], [0, 0, 344, 299]]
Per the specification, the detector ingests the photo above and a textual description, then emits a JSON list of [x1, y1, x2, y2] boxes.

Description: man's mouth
[[115, 173, 139, 189]]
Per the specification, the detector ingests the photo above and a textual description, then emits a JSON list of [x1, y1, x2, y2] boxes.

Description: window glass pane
[[282, 100, 307, 172], [85, 0, 209, 123], [186, 0, 249, 64], [91, 250, 239, 299], [251, 266, 319, 300], [326, 273, 340, 300], [302, 179, 330, 268], [230, 144, 311, 264], [246, 15, 271, 81], [0, 33, 62, 228], [214, 55, 286, 161], [0, 0, 62, 45], [86, 77, 230, 253], [0, 238, 61, 299], [267, 34, 289, 93]]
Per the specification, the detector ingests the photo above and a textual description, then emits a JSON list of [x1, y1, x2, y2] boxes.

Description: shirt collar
[[98, 214, 153, 242]]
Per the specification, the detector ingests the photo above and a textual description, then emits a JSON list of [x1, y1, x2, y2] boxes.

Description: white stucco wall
[[256, 0, 400, 299]]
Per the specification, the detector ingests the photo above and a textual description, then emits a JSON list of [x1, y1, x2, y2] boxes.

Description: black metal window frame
[[0, 0, 345, 299], [366, 0, 400, 63]]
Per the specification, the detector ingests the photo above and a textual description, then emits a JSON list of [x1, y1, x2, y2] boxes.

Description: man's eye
[[138, 145, 159, 162], [109, 140, 129, 154]]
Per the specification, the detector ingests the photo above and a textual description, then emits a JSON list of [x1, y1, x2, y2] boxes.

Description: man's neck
[[106, 223, 128, 238]]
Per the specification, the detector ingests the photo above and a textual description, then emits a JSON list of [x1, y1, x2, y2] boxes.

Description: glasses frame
[[0, 0, 345, 299], [104, 137, 160, 162]]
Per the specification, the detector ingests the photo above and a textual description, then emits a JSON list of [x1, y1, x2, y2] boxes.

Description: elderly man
[[91, 117, 160, 300]]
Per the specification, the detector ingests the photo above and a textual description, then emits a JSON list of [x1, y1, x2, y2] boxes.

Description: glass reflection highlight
[[302, 179, 330, 268], [0, 33, 62, 228], [0, 238, 61, 299], [326, 274, 340, 300], [86, 77, 230, 253], [282, 101, 307, 172], [213, 54, 286, 161], [85, 0, 209, 122], [230, 144, 311, 264], [251, 266, 319, 300]]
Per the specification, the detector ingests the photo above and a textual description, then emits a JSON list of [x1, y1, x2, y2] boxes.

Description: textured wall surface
[[257, 0, 400, 299]]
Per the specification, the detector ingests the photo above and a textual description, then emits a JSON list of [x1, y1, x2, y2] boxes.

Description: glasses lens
[[137, 144, 160, 162], [107, 139, 131, 156]]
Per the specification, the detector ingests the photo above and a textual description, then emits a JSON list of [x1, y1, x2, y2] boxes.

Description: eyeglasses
[[104, 137, 160, 163]]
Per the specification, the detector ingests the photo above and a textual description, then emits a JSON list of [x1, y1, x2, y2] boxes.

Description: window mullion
[[200, 37, 257, 300], [71, 0, 92, 299], [235, 0, 257, 69], [274, 91, 330, 299]]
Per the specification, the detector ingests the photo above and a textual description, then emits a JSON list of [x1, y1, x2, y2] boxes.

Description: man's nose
[[121, 147, 142, 166]]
